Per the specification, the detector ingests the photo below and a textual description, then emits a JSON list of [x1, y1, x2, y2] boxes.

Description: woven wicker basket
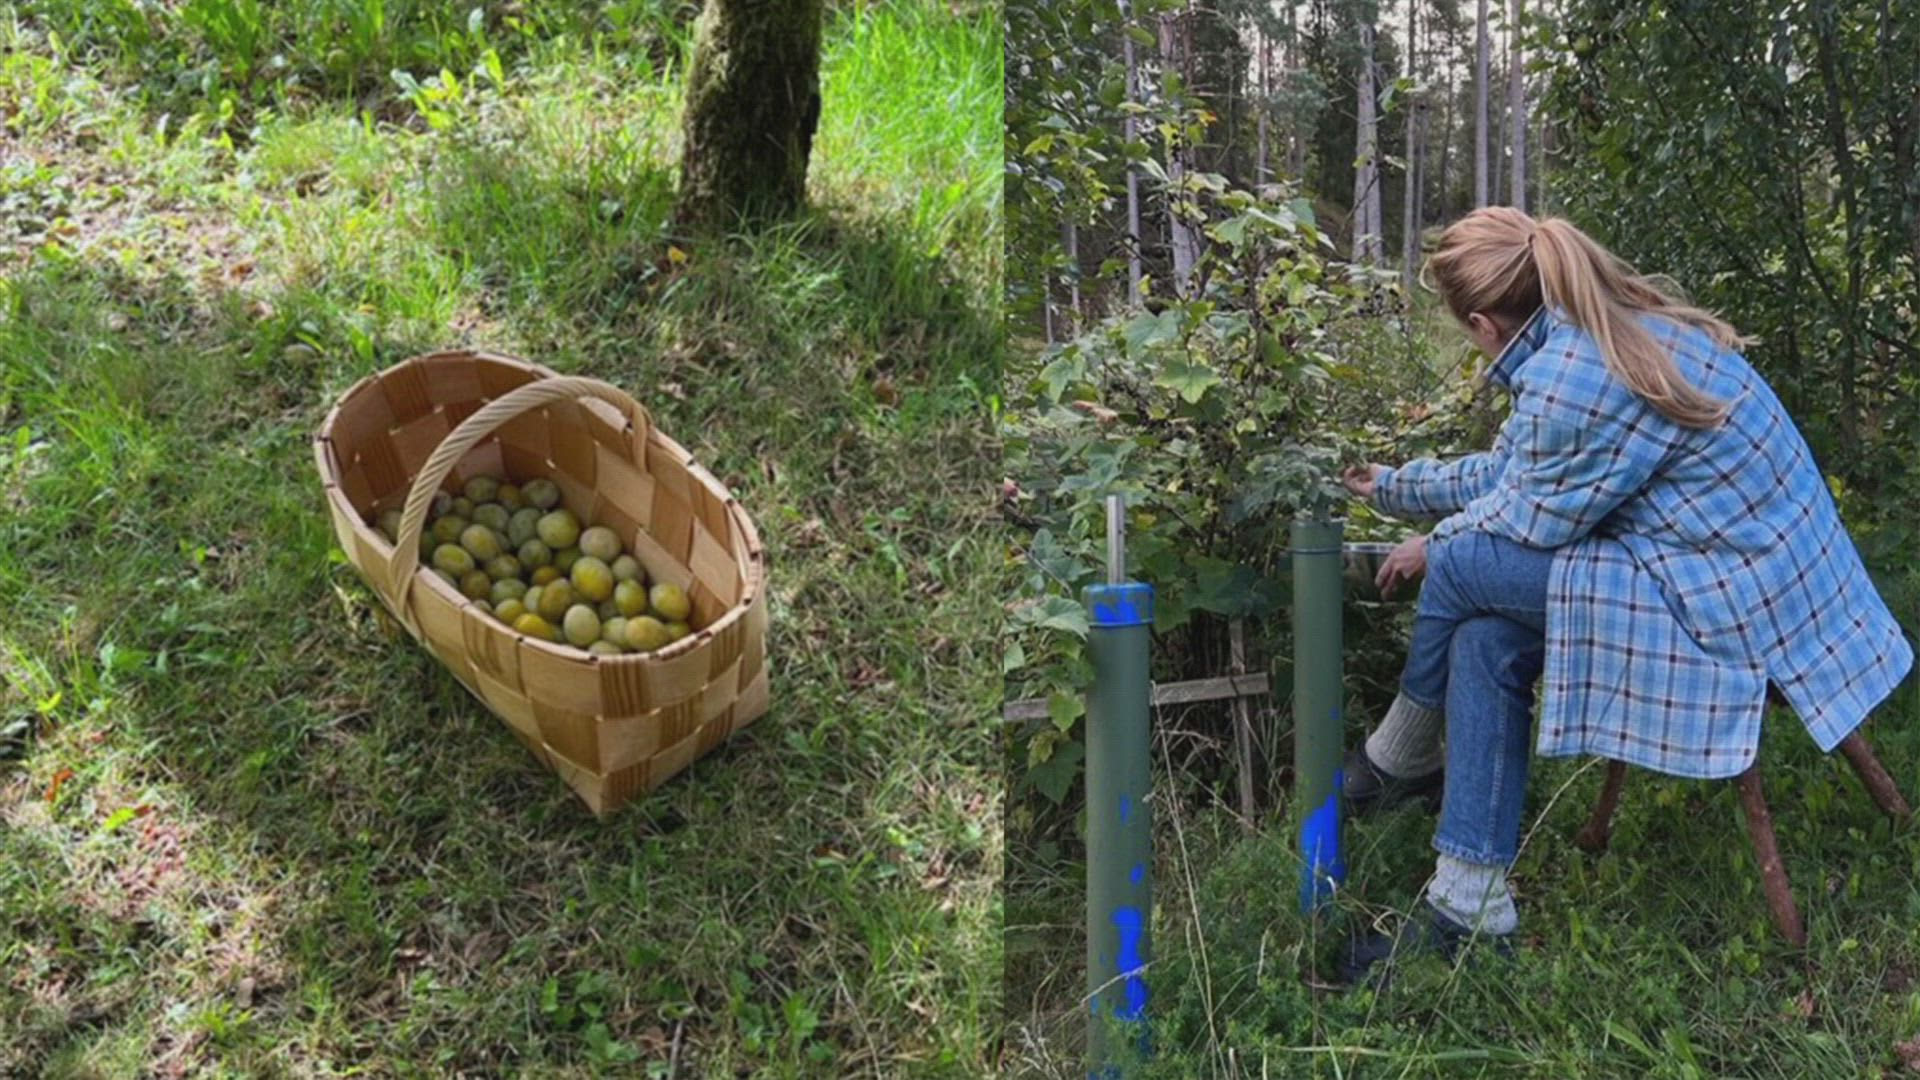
[[314, 349, 769, 815]]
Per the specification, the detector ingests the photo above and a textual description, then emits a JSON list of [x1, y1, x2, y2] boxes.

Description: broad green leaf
[[1122, 309, 1181, 353], [1209, 214, 1249, 250], [1026, 738, 1084, 805], [1017, 595, 1090, 638], [1154, 356, 1220, 403], [1047, 692, 1084, 731]]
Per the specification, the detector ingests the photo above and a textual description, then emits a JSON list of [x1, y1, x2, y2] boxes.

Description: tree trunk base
[[677, 0, 825, 227]]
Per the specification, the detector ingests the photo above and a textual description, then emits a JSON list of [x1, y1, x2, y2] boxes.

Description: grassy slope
[[1007, 544, 1920, 1069], [0, 3, 1002, 1076]]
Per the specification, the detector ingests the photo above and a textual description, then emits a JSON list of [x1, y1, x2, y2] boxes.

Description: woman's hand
[[1342, 463, 1389, 501], [1377, 535, 1427, 599]]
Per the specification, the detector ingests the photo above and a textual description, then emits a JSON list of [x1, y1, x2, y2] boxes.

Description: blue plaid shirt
[[1376, 309, 1913, 779]]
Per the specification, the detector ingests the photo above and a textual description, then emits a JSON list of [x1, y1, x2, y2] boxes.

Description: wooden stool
[[1571, 691, 1910, 947]]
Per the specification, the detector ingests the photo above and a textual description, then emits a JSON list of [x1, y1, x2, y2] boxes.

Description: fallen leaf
[[791, 518, 827, 548], [1069, 400, 1120, 424], [45, 767, 73, 803]]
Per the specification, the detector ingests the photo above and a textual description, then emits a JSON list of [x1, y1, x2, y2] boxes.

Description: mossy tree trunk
[[677, 0, 824, 227]]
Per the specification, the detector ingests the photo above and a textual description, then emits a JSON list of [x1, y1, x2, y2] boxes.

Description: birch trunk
[[1352, 15, 1383, 262]]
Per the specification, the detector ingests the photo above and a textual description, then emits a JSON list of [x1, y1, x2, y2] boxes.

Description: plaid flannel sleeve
[[1430, 390, 1664, 548], [1372, 427, 1510, 520]]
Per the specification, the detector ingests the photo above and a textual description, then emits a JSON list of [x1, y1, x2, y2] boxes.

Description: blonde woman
[[1337, 207, 1912, 978]]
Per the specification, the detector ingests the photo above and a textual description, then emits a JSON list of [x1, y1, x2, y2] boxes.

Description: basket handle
[[386, 375, 652, 618]]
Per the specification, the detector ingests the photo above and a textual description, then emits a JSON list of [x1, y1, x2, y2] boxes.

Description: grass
[[0, 1, 1002, 1075], [1006, 572, 1920, 1075]]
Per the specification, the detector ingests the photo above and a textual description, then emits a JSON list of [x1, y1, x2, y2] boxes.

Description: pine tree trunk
[[1224, 37, 1240, 185], [1489, 47, 1504, 205], [1473, 0, 1489, 208], [1508, 0, 1527, 212], [677, 0, 824, 226]]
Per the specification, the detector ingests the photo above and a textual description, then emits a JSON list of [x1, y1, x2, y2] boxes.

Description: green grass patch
[[0, 1, 1002, 1075], [1007, 642, 1920, 1077]]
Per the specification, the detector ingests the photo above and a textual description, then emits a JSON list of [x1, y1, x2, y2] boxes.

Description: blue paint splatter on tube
[[1129, 862, 1144, 886], [1110, 906, 1149, 1020], [1298, 767, 1347, 912], [1118, 794, 1131, 825]]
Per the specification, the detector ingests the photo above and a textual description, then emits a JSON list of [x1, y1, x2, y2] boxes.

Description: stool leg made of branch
[[1574, 726, 1908, 947], [1574, 759, 1629, 853], [1732, 762, 1807, 947], [1836, 731, 1912, 820]]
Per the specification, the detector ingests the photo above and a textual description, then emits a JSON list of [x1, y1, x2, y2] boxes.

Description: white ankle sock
[[1365, 693, 1445, 778], [1425, 854, 1518, 935]]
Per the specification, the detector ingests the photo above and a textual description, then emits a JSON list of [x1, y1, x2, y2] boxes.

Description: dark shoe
[[1338, 901, 1513, 986], [1342, 745, 1443, 815]]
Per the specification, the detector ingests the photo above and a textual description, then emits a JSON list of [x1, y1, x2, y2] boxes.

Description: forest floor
[[0, 2, 1002, 1075], [1006, 493, 1920, 1073]]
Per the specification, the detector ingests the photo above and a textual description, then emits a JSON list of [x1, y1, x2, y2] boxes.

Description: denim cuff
[[1431, 833, 1515, 868]]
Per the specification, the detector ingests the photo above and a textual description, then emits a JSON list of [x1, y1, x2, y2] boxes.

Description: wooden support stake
[[1001, 673, 1270, 722], [1230, 618, 1256, 827]]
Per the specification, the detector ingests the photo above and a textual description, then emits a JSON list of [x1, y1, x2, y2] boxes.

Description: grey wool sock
[[1425, 854, 1519, 936], [1365, 693, 1445, 778]]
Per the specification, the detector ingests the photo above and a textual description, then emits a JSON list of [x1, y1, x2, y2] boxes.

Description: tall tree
[[1473, 0, 1489, 206], [1064, 222, 1081, 326], [677, 0, 825, 225], [1434, 8, 1456, 220], [1403, 0, 1423, 287], [1121, 0, 1144, 302], [1162, 6, 1200, 293], [1352, 10, 1384, 262], [1507, 0, 1527, 211], [1286, 0, 1305, 179], [1256, 28, 1271, 187]]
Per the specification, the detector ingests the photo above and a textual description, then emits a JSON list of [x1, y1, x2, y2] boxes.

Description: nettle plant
[[1005, 177, 1398, 809]]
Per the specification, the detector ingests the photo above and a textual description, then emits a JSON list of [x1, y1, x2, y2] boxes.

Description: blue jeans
[[1401, 530, 1554, 867]]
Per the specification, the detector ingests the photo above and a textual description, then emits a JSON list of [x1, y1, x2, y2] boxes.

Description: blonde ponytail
[[1427, 207, 1750, 430]]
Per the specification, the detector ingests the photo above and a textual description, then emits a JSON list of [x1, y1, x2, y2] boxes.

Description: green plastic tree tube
[[1085, 496, 1153, 1074], [1291, 517, 1345, 911]]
